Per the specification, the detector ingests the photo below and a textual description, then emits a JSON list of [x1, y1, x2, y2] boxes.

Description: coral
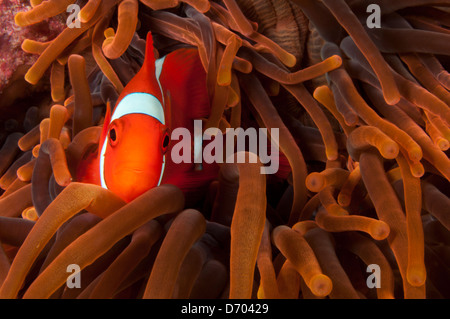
[[0, 0, 65, 108], [0, 0, 448, 300]]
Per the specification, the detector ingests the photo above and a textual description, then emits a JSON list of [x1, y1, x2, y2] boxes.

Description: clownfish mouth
[[100, 154, 166, 203], [120, 165, 162, 179], [126, 168, 145, 174]]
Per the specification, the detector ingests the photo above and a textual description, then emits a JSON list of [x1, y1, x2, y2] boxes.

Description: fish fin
[[115, 32, 163, 103], [275, 148, 292, 180], [76, 146, 100, 185], [159, 48, 210, 127], [158, 47, 215, 201], [143, 32, 157, 77], [162, 159, 220, 206]]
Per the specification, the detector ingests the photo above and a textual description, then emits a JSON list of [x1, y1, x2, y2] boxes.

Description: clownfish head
[[98, 32, 170, 202]]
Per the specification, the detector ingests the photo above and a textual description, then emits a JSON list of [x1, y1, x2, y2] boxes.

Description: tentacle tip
[[411, 165, 425, 178], [217, 73, 232, 87], [370, 221, 390, 241], [331, 55, 343, 68], [344, 115, 359, 127], [384, 93, 401, 106], [104, 28, 115, 39], [313, 85, 329, 97], [406, 267, 427, 287], [55, 175, 72, 187], [284, 55, 297, 68], [408, 148, 423, 162], [337, 194, 351, 207], [24, 69, 38, 85], [271, 225, 289, 243], [437, 139, 449, 151], [309, 274, 333, 297], [78, 13, 90, 24], [51, 93, 65, 103], [326, 151, 339, 162], [407, 268, 426, 287], [22, 207, 38, 221], [305, 173, 324, 193], [195, 1, 211, 13], [18, 142, 28, 152], [14, 12, 28, 27], [21, 39, 31, 52], [381, 143, 399, 159]]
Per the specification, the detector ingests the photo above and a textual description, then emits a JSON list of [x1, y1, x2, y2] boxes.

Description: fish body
[[78, 32, 218, 203]]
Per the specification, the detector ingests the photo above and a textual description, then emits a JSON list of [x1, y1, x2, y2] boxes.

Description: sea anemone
[[0, 0, 449, 299]]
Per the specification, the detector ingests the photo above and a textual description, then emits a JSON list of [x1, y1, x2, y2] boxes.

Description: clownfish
[[78, 32, 219, 203]]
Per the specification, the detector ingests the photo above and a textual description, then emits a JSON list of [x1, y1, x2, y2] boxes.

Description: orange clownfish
[[78, 32, 219, 203]]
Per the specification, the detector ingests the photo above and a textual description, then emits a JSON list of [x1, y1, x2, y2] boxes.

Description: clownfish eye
[[162, 133, 170, 151], [109, 128, 117, 144]]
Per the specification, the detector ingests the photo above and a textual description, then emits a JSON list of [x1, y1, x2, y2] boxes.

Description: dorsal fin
[[159, 48, 210, 128], [143, 32, 157, 78], [114, 32, 164, 105]]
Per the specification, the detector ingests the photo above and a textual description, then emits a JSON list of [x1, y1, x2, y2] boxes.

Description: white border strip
[[110, 92, 165, 125]]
